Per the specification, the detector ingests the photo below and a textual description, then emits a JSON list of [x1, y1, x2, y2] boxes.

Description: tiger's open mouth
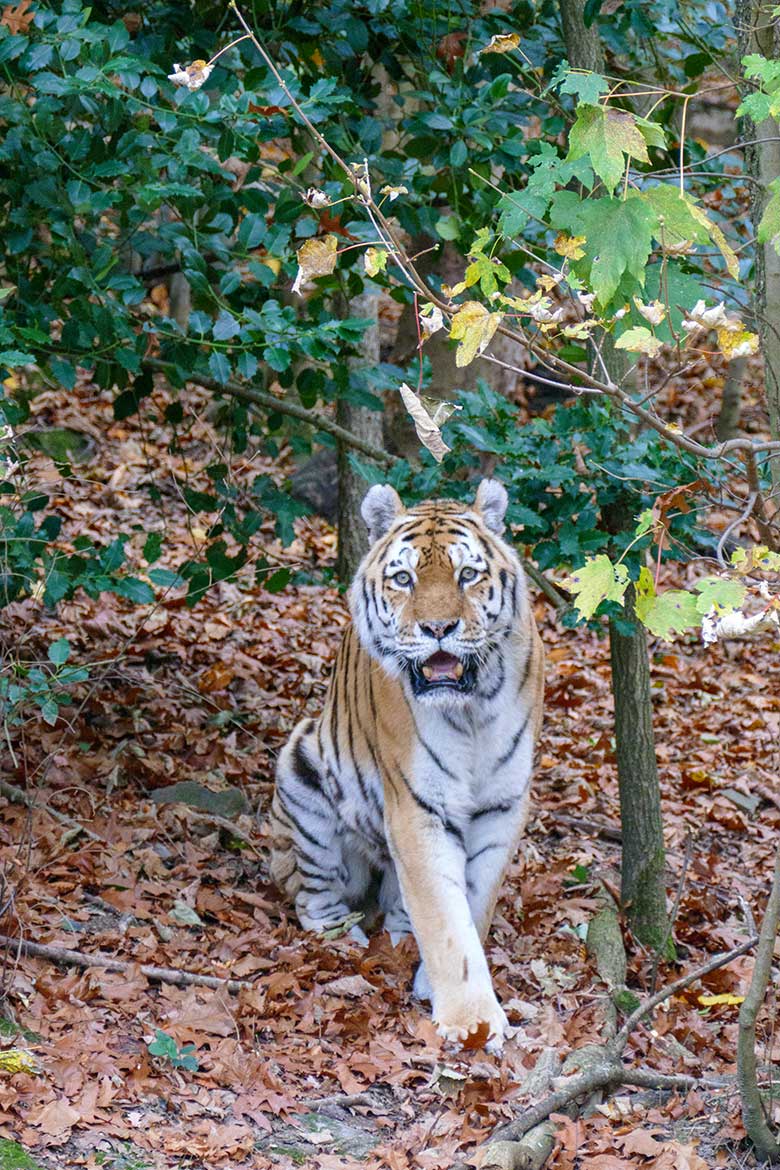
[[409, 651, 477, 696]]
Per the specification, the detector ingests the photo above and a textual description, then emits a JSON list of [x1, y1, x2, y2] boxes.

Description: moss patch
[[0, 1139, 45, 1170]]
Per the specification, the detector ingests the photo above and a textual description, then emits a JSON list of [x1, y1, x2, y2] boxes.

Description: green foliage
[[1, 637, 89, 728], [0, 0, 749, 618], [146, 1029, 199, 1072]]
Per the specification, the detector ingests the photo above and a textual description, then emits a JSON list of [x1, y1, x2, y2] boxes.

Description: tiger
[[269, 478, 544, 1052]]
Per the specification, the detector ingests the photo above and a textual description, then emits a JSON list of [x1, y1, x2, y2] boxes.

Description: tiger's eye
[[393, 570, 413, 587], [460, 566, 479, 583]]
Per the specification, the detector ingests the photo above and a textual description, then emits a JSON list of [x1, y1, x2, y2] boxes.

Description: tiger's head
[[350, 479, 525, 704]]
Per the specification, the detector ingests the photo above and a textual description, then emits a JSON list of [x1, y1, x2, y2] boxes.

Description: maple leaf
[[575, 195, 656, 307], [1, 0, 33, 34], [614, 326, 663, 356], [716, 326, 759, 359], [562, 555, 630, 620], [364, 246, 388, 278], [448, 300, 502, 366], [168, 60, 213, 91], [567, 105, 649, 195], [480, 33, 520, 54], [634, 569, 699, 639], [291, 235, 339, 294], [398, 383, 460, 462], [554, 232, 586, 260]]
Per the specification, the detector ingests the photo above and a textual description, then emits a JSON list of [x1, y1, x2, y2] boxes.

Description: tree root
[[0, 934, 252, 994], [0, 778, 103, 843]]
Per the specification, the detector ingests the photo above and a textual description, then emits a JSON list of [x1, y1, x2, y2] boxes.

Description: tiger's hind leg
[[270, 719, 370, 933], [378, 864, 412, 945]]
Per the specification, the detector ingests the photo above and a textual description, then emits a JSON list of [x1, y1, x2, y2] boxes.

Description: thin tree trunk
[[738, 841, 780, 1162], [609, 585, 670, 952], [739, 0, 780, 490], [716, 356, 747, 442], [560, 0, 606, 73], [337, 290, 383, 581]]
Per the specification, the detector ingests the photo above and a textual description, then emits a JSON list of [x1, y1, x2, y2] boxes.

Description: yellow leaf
[[615, 326, 664, 357], [291, 235, 338, 295], [716, 327, 759, 360], [554, 233, 586, 260], [0, 1048, 39, 1075], [480, 33, 520, 54], [686, 203, 739, 280], [449, 301, 502, 367], [364, 246, 387, 278], [698, 993, 745, 1007]]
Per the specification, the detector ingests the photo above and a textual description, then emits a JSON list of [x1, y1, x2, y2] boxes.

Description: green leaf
[[0, 350, 35, 367], [558, 69, 609, 105], [567, 105, 649, 194], [40, 698, 59, 726], [113, 577, 155, 604], [563, 555, 630, 620], [47, 638, 70, 666], [143, 532, 163, 564], [636, 589, 700, 638], [213, 311, 241, 341], [694, 576, 747, 614], [574, 195, 657, 307]]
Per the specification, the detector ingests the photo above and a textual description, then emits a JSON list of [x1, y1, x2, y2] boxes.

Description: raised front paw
[[433, 989, 509, 1055]]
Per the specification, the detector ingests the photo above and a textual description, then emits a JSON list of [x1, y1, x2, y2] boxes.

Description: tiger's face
[[350, 479, 523, 704]]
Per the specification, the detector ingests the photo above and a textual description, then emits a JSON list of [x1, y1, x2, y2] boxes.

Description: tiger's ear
[[361, 484, 404, 543], [475, 478, 508, 535]]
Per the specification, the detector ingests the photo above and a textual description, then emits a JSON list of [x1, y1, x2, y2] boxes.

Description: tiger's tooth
[[454, 662, 464, 679], [422, 666, 433, 680]]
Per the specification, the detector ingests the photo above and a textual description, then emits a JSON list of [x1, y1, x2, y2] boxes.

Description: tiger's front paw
[[433, 989, 509, 1054]]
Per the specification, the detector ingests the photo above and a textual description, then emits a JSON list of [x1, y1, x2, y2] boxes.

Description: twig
[[521, 558, 569, 611], [0, 934, 252, 994], [717, 492, 758, 567], [615, 934, 759, 1054], [143, 358, 395, 468], [554, 813, 623, 843], [0, 778, 104, 843]]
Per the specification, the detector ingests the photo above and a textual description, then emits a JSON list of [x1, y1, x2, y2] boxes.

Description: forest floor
[[0, 376, 778, 1170]]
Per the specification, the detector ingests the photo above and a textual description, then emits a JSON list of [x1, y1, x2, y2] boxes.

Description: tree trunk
[[716, 356, 747, 442], [560, 0, 606, 73], [739, 0, 780, 489], [609, 586, 670, 952], [738, 841, 780, 1161], [336, 289, 384, 582]]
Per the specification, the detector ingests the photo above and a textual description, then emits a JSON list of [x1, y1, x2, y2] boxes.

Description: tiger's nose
[[419, 620, 459, 640]]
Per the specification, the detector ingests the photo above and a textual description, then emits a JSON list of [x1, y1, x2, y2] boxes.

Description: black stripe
[[397, 767, 465, 846], [468, 842, 503, 864], [276, 798, 326, 848], [293, 739, 321, 790], [471, 799, 515, 821], [495, 711, 531, 769]]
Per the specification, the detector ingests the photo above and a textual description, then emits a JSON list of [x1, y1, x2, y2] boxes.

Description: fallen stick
[[0, 934, 252, 994], [0, 778, 103, 843]]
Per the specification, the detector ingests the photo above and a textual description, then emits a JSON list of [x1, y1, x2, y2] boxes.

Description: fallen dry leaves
[[0, 373, 778, 1169]]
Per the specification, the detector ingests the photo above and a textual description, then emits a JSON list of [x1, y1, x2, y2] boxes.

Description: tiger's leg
[[271, 721, 366, 932], [385, 801, 508, 1053], [377, 864, 412, 944], [465, 788, 531, 942]]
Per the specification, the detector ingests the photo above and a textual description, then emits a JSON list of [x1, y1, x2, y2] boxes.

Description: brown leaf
[[1, 0, 33, 34], [33, 1098, 81, 1136]]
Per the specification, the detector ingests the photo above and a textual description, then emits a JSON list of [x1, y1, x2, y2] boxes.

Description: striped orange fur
[[270, 479, 544, 1051]]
